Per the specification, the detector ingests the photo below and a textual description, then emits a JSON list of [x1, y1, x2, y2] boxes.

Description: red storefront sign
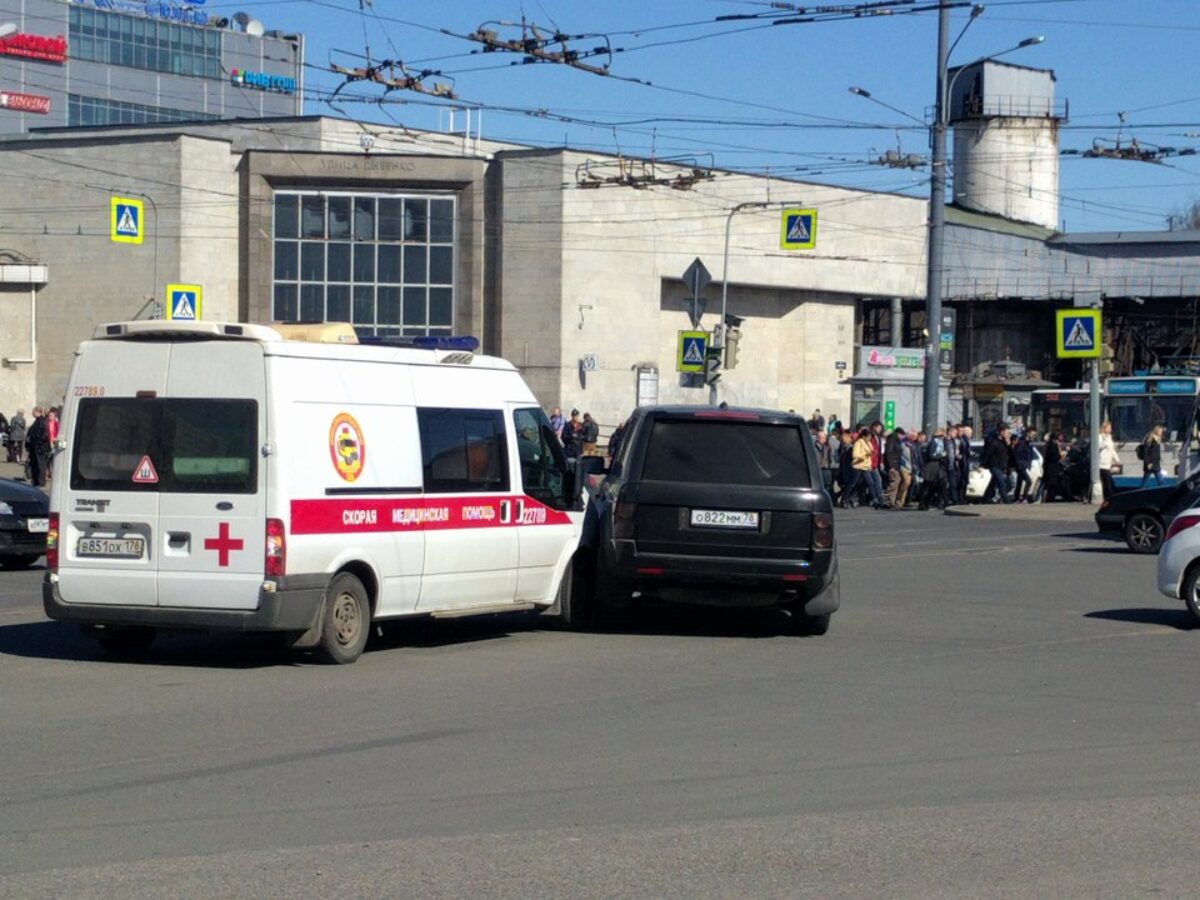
[[0, 91, 52, 115], [0, 33, 68, 64]]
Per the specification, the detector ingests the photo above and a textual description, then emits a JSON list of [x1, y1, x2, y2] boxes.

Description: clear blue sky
[[211, 0, 1200, 233]]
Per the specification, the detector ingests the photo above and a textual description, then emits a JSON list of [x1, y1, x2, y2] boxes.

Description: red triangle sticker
[[132, 455, 159, 484]]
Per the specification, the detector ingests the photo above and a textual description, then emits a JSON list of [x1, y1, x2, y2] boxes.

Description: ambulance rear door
[[57, 342, 171, 608], [155, 341, 267, 611]]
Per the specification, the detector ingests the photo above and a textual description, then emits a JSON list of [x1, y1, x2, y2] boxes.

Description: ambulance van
[[44, 320, 591, 663]]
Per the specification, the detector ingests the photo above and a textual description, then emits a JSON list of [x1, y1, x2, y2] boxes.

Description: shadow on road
[[0, 620, 300, 669], [588, 604, 798, 639], [1084, 607, 1196, 631], [0, 604, 802, 669]]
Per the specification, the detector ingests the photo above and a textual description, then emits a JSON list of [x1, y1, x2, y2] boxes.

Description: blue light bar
[[359, 335, 480, 352]]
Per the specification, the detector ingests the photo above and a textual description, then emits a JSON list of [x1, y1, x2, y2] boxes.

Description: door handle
[[499, 500, 511, 524], [167, 531, 190, 548]]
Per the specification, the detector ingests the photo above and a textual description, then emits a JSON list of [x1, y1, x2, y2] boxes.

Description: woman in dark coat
[[1042, 431, 1063, 502]]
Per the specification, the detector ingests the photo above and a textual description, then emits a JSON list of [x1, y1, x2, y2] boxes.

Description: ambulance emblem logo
[[329, 413, 365, 482]]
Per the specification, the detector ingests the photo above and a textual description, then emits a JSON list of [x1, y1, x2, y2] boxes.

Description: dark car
[[583, 406, 838, 635], [0, 477, 49, 569], [1095, 477, 1200, 553]]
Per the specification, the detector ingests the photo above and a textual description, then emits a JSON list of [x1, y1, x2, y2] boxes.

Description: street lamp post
[[851, 15, 1043, 432], [714, 199, 803, 406], [924, 7, 1044, 433]]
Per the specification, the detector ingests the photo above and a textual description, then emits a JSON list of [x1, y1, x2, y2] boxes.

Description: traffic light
[[705, 347, 722, 385], [724, 326, 742, 369]]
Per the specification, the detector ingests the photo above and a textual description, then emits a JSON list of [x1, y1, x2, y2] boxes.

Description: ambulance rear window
[[71, 398, 258, 494]]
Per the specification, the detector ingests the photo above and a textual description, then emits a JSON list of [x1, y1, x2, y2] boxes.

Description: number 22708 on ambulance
[[44, 320, 590, 663]]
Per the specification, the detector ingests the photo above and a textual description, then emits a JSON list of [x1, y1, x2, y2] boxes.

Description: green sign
[[884, 400, 896, 431]]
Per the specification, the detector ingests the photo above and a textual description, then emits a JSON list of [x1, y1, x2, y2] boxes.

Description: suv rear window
[[71, 398, 258, 493], [641, 419, 811, 487]]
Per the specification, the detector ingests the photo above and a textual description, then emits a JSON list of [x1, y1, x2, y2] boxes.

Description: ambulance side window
[[417, 408, 510, 494], [513, 407, 570, 509]]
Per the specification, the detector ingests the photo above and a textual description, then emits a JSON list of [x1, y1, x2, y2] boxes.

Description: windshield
[[1030, 394, 1089, 442], [1106, 396, 1194, 445], [642, 420, 811, 487]]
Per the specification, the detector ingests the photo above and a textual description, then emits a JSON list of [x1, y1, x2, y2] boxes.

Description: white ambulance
[[45, 320, 592, 663]]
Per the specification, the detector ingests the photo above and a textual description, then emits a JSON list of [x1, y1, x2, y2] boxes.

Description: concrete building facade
[[0, 116, 930, 428]]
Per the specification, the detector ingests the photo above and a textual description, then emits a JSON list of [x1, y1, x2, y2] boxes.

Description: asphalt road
[[2, 508, 1198, 898]]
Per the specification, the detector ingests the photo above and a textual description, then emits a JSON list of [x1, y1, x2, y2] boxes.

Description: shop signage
[[72, 1, 210, 27], [0, 91, 51, 114], [866, 348, 925, 370], [0, 32, 68, 64], [230, 68, 296, 94]]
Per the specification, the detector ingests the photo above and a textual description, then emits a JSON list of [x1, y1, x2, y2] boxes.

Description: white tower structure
[[949, 61, 1065, 230]]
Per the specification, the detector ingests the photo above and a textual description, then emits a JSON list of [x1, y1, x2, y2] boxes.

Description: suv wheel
[[1125, 513, 1164, 554]]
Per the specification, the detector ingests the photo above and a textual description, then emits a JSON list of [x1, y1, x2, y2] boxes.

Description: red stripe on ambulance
[[290, 495, 571, 535]]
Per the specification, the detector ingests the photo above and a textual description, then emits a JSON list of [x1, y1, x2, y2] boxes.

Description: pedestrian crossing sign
[[166, 283, 202, 321], [677, 330, 708, 373], [780, 208, 817, 250], [110, 196, 144, 244], [1055, 308, 1101, 358]]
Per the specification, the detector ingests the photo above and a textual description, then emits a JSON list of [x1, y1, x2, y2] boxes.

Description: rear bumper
[[43, 574, 327, 632], [1094, 511, 1124, 534], [605, 540, 838, 611]]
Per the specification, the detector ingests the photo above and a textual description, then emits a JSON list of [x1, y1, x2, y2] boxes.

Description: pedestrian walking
[[883, 427, 905, 509], [1137, 425, 1164, 488], [25, 407, 50, 487], [846, 428, 880, 508], [868, 421, 886, 509], [920, 428, 950, 509], [1041, 431, 1065, 502], [549, 407, 565, 441], [580, 412, 600, 456], [981, 423, 1013, 503], [814, 429, 836, 496], [896, 431, 915, 508], [1097, 421, 1121, 499], [837, 430, 857, 507], [944, 424, 960, 504], [8, 408, 26, 463], [1012, 429, 1034, 502]]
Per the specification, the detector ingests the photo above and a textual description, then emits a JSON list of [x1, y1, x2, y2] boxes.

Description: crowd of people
[[1, 406, 59, 487], [806, 407, 1118, 511], [548, 407, 605, 460]]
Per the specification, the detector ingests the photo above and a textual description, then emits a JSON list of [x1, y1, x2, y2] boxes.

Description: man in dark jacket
[[25, 407, 51, 487], [1012, 430, 1034, 502], [981, 423, 1013, 503], [883, 427, 905, 509]]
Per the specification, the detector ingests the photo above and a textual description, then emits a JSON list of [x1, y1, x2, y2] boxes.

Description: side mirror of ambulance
[[574, 456, 608, 502]]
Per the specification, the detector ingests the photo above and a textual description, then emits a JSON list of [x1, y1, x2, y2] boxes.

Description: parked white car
[[965, 440, 1044, 502], [1156, 503, 1200, 622]]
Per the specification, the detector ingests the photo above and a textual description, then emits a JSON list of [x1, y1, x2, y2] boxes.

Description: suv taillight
[[46, 513, 59, 572], [1165, 513, 1200, 542], [265, 517, 286, 577], [613, 497, 637, 540], [813, 512, 834, 550]]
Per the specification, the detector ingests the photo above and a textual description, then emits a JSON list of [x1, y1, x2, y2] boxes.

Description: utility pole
[[923, 3, 950, 435]]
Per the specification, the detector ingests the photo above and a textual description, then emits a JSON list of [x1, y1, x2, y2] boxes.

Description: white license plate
[[690, 509, 760, 530], [77, 537, 145, 559], [26, 518, 49, 533]]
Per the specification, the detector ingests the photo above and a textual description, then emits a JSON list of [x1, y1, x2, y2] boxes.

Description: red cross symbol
[[203, 522, 244, 567]]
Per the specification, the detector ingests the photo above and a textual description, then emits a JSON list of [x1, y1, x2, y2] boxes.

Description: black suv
[[584, 406, 839, 634]]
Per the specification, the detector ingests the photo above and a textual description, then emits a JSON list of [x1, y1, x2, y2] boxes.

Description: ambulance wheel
[[317, 572, 370, 664], [550, 554, 594, 631], [91, 625, 157, 657]]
